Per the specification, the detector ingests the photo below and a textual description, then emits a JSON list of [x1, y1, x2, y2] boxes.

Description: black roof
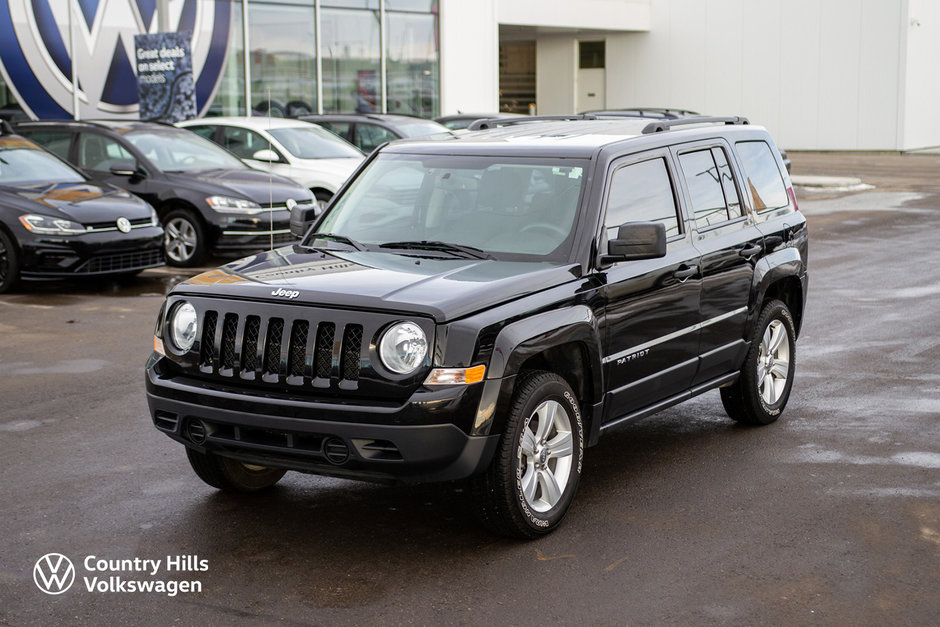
[[14, 119, 179, 133]]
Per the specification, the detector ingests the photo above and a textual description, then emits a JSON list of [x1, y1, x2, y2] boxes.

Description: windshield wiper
[[379, 240, 494, 260], [306, 232, 368, 251]]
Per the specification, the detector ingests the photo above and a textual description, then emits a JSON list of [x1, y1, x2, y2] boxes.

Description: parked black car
[[147, 116, 807, 538], [0, 125, 163, 293], [296, 113, 452, 153], [16, 120, 316, 267]]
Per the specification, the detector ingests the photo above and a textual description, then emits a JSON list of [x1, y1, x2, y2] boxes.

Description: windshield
[[0, 142, 85, 185], [393, 120, 453, 139], [269, 126, 363, 159], [315, 154, 586, 260], [124, 129, 247, 172]]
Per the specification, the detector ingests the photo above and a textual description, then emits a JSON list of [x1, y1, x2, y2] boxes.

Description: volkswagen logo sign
[[286, 198, 297, 211], [33, 553, 75, 595], [116, 217, 132, 233], [0, 1, 232, 119]]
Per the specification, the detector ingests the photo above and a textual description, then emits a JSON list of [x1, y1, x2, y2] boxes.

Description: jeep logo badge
[[271, 288, 300, 299]]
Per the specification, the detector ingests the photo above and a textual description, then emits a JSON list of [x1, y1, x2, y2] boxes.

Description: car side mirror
[[289, 201, 321, 239], [252, 148, 280, 162], [602, 221, 667, 263], [110, 160, 142, 178]]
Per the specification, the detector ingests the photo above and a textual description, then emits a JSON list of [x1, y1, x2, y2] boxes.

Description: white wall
[[901, 0, 940, 150], [606, 0, 908, 150], [439, 0, 499, 115], [498, 0, 650, 31]]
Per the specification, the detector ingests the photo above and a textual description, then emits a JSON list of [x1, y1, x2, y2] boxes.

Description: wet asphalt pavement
[[2, 153, 939, 625]]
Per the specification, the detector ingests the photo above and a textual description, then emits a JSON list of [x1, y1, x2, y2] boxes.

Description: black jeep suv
[[146, 116, 808, 538]]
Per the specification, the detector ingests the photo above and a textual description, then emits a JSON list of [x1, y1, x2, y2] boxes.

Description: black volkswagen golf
[[16, 120, 315, 267], [0, 126, 163, 293]]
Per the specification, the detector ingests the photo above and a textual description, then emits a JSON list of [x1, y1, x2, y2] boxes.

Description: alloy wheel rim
[[757, 319, 790, 405], [164, 218, 197, 263], [519, 399, 574, 513]]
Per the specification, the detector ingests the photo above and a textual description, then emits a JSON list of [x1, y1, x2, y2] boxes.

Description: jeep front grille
[[196, 309, 365, 390]]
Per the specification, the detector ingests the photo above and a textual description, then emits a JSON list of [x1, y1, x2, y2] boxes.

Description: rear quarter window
[[735, 140, 788, 212]]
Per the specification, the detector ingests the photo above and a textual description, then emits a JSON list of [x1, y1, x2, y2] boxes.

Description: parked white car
[[178, 117, 364, 211]]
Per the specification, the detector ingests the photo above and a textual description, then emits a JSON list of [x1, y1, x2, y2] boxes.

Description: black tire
[[162, 208, 208, 267], [721, 299, 797, 425], [472, 371, 584, 539], [186, 448, 286, 493], [313, 190, 332, 215], [0, 229, 21, 294]]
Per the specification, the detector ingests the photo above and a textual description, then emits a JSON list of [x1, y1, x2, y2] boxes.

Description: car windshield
[[314, 154, 586, 261], [269, 125, 363, 159], [392, 120, 453, 139], [0, 141, 85, 185], [124, 129, 247, 172]]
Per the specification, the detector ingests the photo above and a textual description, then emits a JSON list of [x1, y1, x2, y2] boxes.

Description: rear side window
[[605, 157, 681, 238], [21, 130, 72, 160], [679, 146, 743, 230], [735, 140, 788, 211]]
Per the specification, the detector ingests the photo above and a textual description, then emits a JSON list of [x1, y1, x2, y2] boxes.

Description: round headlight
[[378, 321, 427, 375], [169, 302, 198, 352]]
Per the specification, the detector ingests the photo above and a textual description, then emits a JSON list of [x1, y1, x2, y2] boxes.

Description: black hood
[[0, 181, 153, 222], [164, 169, 312, 205], [172, 247, 580, 322]]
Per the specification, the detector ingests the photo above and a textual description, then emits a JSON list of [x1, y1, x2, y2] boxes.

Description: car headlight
[[149, 206, 160, 227], [206, 195, 263, 214], [18, 214, 86, 235], [378, 321, 427, 375], [168, 301, 198, 352]]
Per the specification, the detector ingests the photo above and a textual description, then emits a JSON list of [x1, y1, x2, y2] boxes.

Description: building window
[[206, 2, 246, 117], [386, 10, 439, 117], [320, 7, 381, 113], [248, 1, 318, 116], [579, 41, 605, 69]]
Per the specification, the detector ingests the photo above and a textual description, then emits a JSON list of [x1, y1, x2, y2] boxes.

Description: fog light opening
[[323, 437, 350, 465], [186, 419, 208, 445]]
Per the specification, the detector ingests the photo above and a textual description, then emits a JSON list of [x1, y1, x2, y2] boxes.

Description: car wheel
[[162, 209, 208, 267], [721, 299, 797, 425], [313, 190, 332, 214], [472, 371, 584, 539], [0, 229, 21, 294], [186, 448, 286, 492]]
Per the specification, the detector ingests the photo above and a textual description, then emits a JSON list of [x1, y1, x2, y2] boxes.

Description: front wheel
[[186, 448, 286, 492], [472, 371, 584, 539], [721, 299, 797, 425], [162, 209, 208, 267], [0, 229, 21, 294]]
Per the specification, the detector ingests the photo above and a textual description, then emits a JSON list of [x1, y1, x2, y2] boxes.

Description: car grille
[[85, 217, 155, 232], [197, 308, 367, 390], [74, 248, 164, 274]]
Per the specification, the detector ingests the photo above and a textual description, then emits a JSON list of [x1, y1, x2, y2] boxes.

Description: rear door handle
[[673, 265, 698, 282], [738, 243, 762, 258]]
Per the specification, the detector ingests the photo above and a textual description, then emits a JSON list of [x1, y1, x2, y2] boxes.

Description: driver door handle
[[673, 265, 698, 282], [738, 243, 763, 258]]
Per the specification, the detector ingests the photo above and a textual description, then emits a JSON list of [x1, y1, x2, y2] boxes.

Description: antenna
[[267, 88, 274, 252]]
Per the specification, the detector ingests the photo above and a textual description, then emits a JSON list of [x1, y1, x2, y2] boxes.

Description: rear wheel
[[721, 299, 797, 425], [0, 229, 21, 294], [186, 448, 286, 492], [162, 208, 208, 267], [313, 190, 332, 215], [472, 371, 584, 538]]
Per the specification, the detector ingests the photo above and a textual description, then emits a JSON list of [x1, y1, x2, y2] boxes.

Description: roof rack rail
[[641, 116, 749, 134], [467, 114, 599, 131]]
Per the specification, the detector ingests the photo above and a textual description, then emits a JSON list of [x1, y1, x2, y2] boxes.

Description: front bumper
[[146, 358, 500, 484], [19, 226, 164, 279]]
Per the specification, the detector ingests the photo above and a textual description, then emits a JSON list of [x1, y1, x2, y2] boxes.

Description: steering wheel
[[520, 222, 567, 238]]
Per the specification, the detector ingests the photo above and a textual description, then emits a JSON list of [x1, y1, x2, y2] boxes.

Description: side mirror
[[251, 148, 280, 163], [602, 221, 667, 263], [110, 160, 142, 177], [289, 200, 321, 239]]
